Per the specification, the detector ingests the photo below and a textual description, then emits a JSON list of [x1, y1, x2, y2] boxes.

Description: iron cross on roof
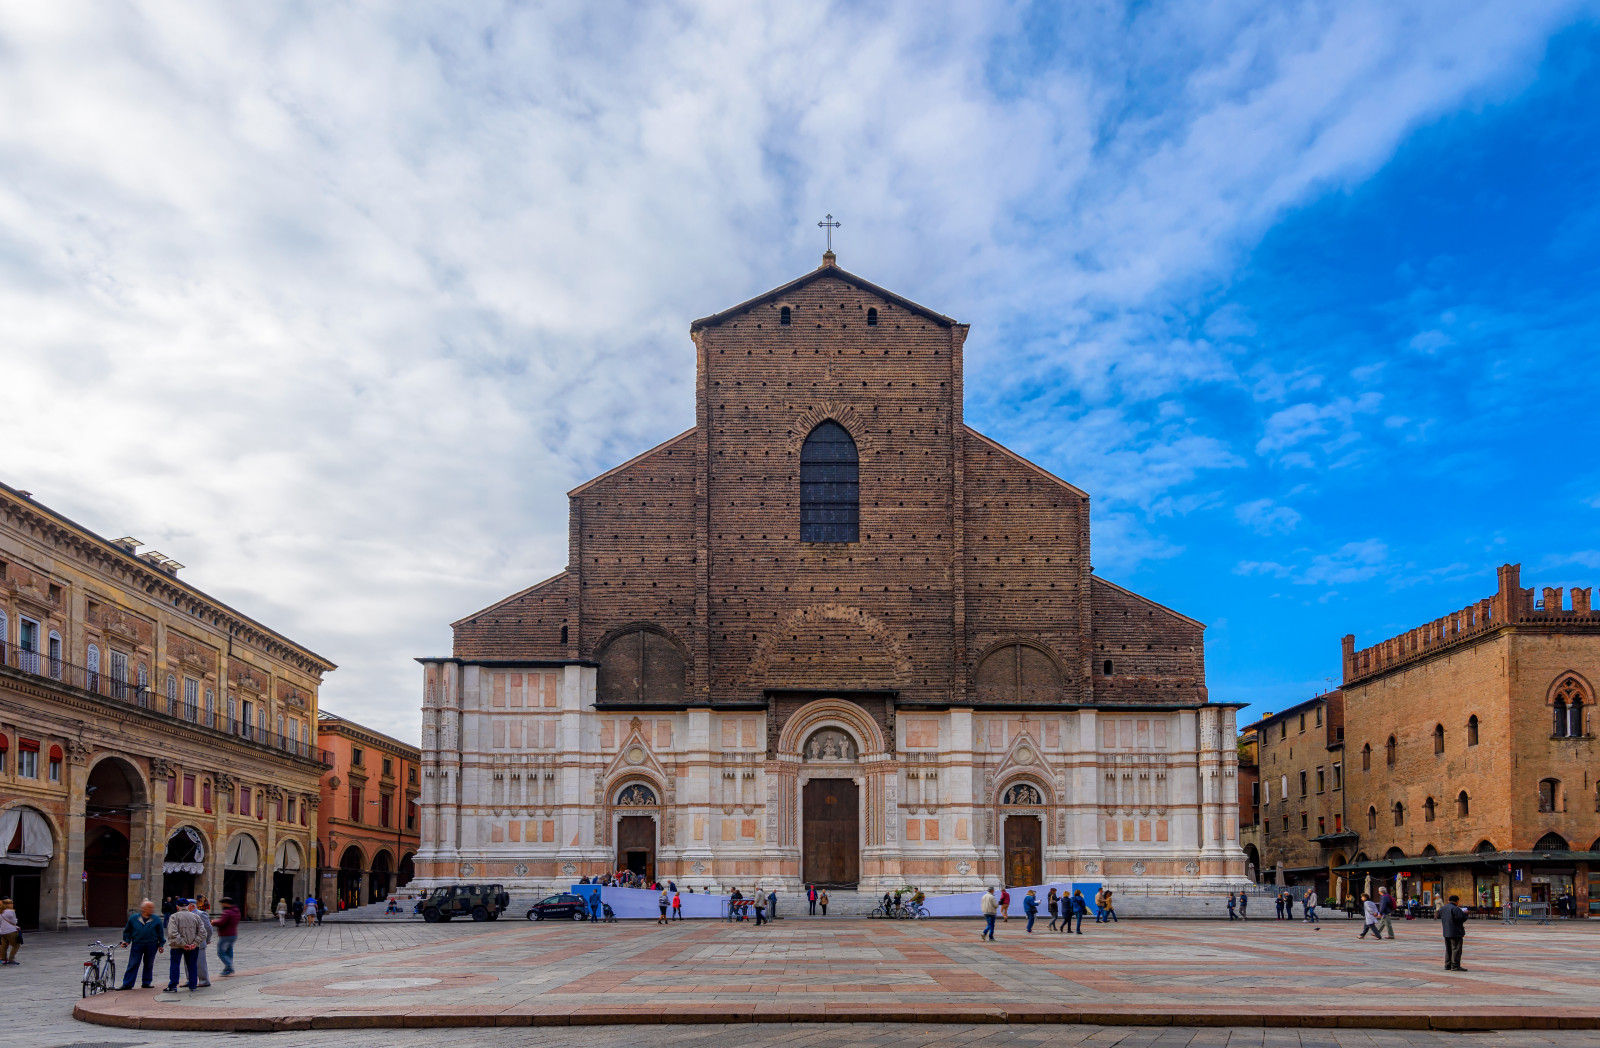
[[817, 213, 841, 253]]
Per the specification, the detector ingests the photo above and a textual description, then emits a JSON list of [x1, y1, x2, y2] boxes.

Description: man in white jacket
[[980, 887, 998, 941], [163, 900, 208, 992]]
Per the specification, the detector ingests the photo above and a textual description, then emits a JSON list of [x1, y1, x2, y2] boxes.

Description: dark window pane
[[799, 421, 859, 543]]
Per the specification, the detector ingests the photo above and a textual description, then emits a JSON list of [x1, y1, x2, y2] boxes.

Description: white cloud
[[0, 1, 1582, 740], [1235, 498, 1302, 535]]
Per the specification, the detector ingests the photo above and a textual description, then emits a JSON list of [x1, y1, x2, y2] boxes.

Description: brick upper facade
[[451, 257, 1205, 710]]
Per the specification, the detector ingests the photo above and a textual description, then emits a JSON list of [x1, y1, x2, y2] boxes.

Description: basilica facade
[[415, 253, 1246, 895]]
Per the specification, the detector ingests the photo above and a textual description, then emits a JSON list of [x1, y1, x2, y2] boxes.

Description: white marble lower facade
[[414, 660, 1248, 894]]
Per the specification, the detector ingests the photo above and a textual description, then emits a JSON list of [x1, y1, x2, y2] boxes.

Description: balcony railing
[[0, 641, 332, 764]]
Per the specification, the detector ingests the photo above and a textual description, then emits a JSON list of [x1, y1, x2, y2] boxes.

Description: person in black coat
[[1439, 894, 1470, 971]]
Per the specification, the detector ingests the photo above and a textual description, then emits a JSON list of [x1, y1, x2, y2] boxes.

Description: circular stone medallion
[[1013, 745, 1035, 765], [626, 746, 645, 764]]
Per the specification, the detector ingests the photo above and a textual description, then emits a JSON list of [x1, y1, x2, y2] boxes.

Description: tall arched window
[[799, 421, 859, 543], [86, 644, 100, 692], [1424, 796, 1436, 822], [1433, 724, 1444, 754], [779, 306, 791, 326], [1551, 676, 1587, 737], [1393, 801, 1405, 827], [47, 630, 62, 679], [1367, 806, 1377, 830], [1385, 735, 1396, 767], [1457, 790, 1470, 817], [1361, 743, 1371, 770], [1467, 715, 1479, 746]]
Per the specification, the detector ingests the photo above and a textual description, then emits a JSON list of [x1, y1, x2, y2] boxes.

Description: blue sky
[[0, 3, 1595, 738]]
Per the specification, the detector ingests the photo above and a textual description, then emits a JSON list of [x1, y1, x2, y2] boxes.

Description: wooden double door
[[1005, 814, 1042, 887], [616, 815, 656, 882], [802, 778, 859, 887]]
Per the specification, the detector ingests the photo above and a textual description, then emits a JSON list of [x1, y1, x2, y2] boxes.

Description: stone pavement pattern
[[51, 916, 1600, 1032]]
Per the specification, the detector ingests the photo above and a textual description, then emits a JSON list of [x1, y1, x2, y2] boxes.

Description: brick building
[[0, 483, 333, 929], [1252, 692, 1352, 898], [417, 253, 1247, 897], [316, 710, 420, 910], [1337, 563, 1600, 915], [1236, 718, 1260, 879]]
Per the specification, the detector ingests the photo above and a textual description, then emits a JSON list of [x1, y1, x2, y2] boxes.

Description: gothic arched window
[[1551, 676, 1587, 737], [799, 421, 859, 543]]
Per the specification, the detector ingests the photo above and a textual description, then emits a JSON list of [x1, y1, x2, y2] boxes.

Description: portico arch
[[83, 755, 148, 928], [606, 775, 661, 882]]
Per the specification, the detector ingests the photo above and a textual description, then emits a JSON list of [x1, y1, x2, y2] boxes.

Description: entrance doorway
[[802, 778, 859, 887], [616, 816, 655, 881], [84, 827, 130, 927], [162, 827, 205, 902], [0, 868, 40, 929], [338, 846, 365, 910], [1004, 815, 1041, 887], [2, 805, 55, 930], [369, 851, 393, 903]]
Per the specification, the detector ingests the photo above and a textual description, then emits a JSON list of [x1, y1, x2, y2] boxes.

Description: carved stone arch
[[995, 771, 1053, 806], [1547, 670, 1593, 704], [742, 604, 911, 692], [84, 752, 150, 805], [785, 402, 874, 455], [602, 772, 664, 849], [776, 698, 888, 758], [607, 772, 663, 807], [594, 623, 689, 704], [974, 638, 1066, 704]]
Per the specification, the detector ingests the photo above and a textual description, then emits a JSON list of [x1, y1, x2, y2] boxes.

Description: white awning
[[275, 839, 302, 871], [0, 808, 53, 868], [225, 834, 260, 870]]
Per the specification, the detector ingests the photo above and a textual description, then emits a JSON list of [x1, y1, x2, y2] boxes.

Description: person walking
[[1023, 889, 1039, 933], [1103, 889, 1119, 923], [1094, 888, 1107, 923], [1046, 887, 1060, 932], [807, 885, 818, 915], [1302, 889, 1319, 923], [754, 892, 767, 927], [1358, 894, 1382, 939], [1227, 892, 1237, 920], [1378, 889, 1396, 939], [767, 889, 778, 921], [291, 897, 304, 926], [0, 898, 18, 966], [588, 890, 603, 924], [160, 896, 177, 928], [1071, 890, 1088, 934], [1239, 891, 1248, 920], [999, 886, 1011, 922], [980, 887, 998, 941], [118, 899, 164, 988], [1439, 894, 1470, 971], [819, 889, 829, 916], [1274, 892, 1284, 919], [275, 898, 287, 926], [658, 887, 670, 925], [671, 890, 682, 920], [304, 894, 318, 927], [212, 897, 240, 977], [163, 900, 207, 992], [194, 897, 213, 987]]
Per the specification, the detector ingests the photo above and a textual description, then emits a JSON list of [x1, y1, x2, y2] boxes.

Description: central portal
[[1004, 814, 1041, 887], [616, 815, 656, 882], [802, 778, 859, 887]]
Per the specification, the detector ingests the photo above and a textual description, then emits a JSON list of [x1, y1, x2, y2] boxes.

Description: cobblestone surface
[[10, 918, 1600, 1045]]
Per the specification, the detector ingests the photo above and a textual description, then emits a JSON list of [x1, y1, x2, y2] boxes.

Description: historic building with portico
[[0, 482, 332, 929], [415, 252, 1246, 898]]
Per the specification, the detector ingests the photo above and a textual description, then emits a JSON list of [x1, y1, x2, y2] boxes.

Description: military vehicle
[[419, 883, 511, 922]]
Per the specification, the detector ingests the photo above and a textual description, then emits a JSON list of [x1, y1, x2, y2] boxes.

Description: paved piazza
[[8, 915, 1591, 1042]]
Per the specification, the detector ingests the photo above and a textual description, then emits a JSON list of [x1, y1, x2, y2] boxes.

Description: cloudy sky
[[2, 2, 1597, 742]]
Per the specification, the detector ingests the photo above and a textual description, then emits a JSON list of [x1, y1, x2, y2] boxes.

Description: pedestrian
[[1359, 894, 1382, 939], [588, 890, 603, 924], [275, 898, 287, 926], [161, 895, 177, 928], [291, 897, 303, 926], [980, 887, 998, 941], [1239, 891, 1248, 919], [767, 889, 778, 921], [163, 899, 207, 992], [1071, 890, 1088, 933], [1283, 891, 1295, 920], [1303, 889, 1319, 923], [807, 884, 818, 915], [0, 897, 18, 966], [819, 889, 829, 916], [999, 886, 1011, 922], [318, 897, 327, 925], [672, 890, 682, 920], [658, 886, 670, 925], [754, 892, 767, 927], [194, 896, 212, 986], [1439, 894, 1470, 971], [1378, 889, 1396, 939], [118, 899, 164, 988], [212, 897, 241, 977], [1023, 889, 1038, 933], [1227, 892, 1237, 920], [1103, 889, 1119, 923], [1094, 888, 1107, 923], [1046, 887, 1060, 932], [729, 887, 743, 921], [304, 894, 318, 927], [1274, 892, 1284, 919]]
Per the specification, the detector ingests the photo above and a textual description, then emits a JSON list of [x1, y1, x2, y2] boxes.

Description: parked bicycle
[[870, 901, 931, 919], [81, 940, 116, 998]]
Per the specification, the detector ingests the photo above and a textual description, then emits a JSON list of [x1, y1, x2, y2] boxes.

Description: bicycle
[[82, 940, 116, 997]]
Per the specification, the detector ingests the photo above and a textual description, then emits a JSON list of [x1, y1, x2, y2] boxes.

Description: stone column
[[61, 743, 90, 928]]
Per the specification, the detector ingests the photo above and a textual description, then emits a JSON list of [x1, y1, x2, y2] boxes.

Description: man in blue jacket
[[117, 899, 164, 989], [1022, 889, 1039, 933]]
